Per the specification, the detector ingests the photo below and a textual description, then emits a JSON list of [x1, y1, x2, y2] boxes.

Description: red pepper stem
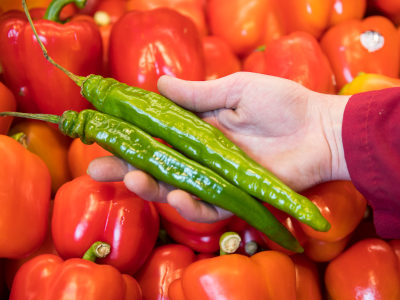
[[82, 241, 111, 263], [0, 112, 60, 124], [10, 132, 28, 148], [44, 0, 86, 23], [22, 0, 86, 87], [219, 232, 241, 256]]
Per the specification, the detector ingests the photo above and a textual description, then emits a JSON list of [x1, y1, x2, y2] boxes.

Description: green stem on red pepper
[[82, 241, 111, 263], [220, 232, 241, 256], [10, 132, 28, 148], [43, 0, 86, 23]]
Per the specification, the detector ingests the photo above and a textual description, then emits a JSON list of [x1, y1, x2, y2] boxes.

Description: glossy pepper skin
[[303, 234, 351, 262], [154, 202, 233, 253], [168, 251, 296, 300], [329, 0, 367, 27], [81, 75, 329, 233], [109, 8, 205, 94], [0, 135, 51, 260], [320, 16, 399, 91], [4, 200, 58, 289], [203, 36, 241, 81], [291, 254, 322, 300], [68, 138, 112, 178], [52, 175, 159, 275], [245, 32, 336, 94], [134, 245, 196, 300], [9, 254, 142, 300], [127, 0, 207, 36], [368, 0, 400, 26], [8, 120, 72, 196], [1, 109, 303, 253], [0, 81, 16, 135], [299, 181, 367, 243], [325, 239, 400, 300], [0, 0, 102, 114], [339, 72, 400, 95], [207, 0, 284, 57]]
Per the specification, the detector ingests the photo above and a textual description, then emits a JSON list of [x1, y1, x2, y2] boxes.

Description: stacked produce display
[[1, 0, 400, 299]]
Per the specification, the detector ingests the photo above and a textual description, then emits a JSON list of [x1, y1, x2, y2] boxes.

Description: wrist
[[313, 92, 351, 181]]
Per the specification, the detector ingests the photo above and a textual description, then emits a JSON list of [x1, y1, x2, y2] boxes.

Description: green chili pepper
[[0, 110, 304, 253], [22, 0, 330, 232]]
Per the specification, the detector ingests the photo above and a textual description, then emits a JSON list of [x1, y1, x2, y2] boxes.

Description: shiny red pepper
[[127, 0, 207, 36], [4, 201, 58, 289], [0, 0, 102, 114], [202, 36, 241, 80], [9, 243, 142, 300], [291, 254, 322, 300], [0, 135, 51, 260], [367, 0, 400, 26], [207, 0, 284, 57], [320, 16, 400, 90], [154, 202, 233, 253], [109, 7, 205, 94], [52, 175, 159, 275], [134, 244, 196, 300], [325, 239, 400, 299], [243, 32, 336, 94], [168, 251, 296, 300]]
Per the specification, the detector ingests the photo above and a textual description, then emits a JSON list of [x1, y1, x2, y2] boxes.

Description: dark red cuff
[[342, 87, 400, 239]]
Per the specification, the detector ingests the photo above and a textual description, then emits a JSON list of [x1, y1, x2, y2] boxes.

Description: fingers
[[157, 74, 241, 112], [124, 170, 175, 203], [167, 190, 234, 223], [88, 156, 131, 182]]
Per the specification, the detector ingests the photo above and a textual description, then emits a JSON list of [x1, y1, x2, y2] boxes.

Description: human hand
[[88, 72, 351, 223]]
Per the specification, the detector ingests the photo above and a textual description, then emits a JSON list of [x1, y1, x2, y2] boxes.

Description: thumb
[[157, 74, 238, 112]]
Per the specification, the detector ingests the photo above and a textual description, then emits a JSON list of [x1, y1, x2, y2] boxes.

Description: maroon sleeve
[[342, 87, 400, 239]]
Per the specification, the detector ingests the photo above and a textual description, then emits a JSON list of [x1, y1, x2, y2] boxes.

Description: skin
[[88, 72, 351, 224]]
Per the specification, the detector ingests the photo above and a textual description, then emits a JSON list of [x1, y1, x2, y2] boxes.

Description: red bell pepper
[[127, 0, 207, 37], [203, 36, 241, 80], [303, 234, 351, 262], [52, 175, 159, 275], [8, 120, 72, 196], [0, 0, 102, 114], [258, 203, 308, 256], [243, 32, 336, 94], [0, 81, 16, 135], [299, 181, 367, 243], [329, 0, 367, 27], [325, 239, 400, 299], [4, 200, 58, 289], [134, 244, 196, 300], [168, 251, 296, 300], [67, 138, 112, 179], [320, 16, 399, 90], [207, 0, 284, 57], [291, 254, 322, 300], [154, 202, 233, 253], [9, 242, 142, 300], [0, 134, 51, 260], [109, 7, 205, 94]]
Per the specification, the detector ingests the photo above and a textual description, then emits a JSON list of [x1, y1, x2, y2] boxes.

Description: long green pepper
[[0, 110, 304, 253], [22, 0, 330, 232]]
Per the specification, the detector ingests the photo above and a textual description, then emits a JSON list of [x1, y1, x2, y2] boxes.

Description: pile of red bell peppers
[[1, 0, 400, 299]]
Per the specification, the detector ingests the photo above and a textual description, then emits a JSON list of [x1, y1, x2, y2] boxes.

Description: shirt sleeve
[[342, 87, 400, 239]]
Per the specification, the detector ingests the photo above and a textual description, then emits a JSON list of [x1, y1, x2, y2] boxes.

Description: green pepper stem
[[22, 0, 86, 86], [10, 132, 28, 148], [0, 112, 60, 124], [44, 0, 86, 23], [82, 241, 111, 263], [219, 232, 241, 256]]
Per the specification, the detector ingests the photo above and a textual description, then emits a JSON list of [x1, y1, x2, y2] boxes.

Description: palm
[[184, 73, 332, 191]]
